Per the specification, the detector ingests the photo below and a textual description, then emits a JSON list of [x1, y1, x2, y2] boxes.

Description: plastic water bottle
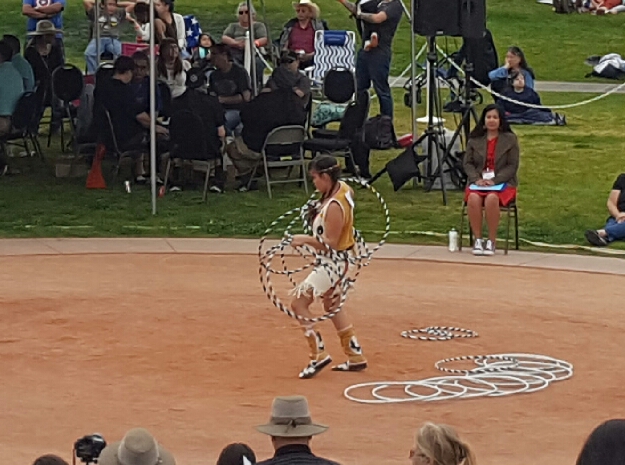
[[448, 228, 458, 252]]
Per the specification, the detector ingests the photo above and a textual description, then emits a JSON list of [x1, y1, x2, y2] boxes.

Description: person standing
[[22, 0, 66, 58], [337, 0, 403, 118]]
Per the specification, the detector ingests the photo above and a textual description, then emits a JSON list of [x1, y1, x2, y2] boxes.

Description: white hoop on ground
[[344, 353, 573, 403], [258, 177, 391, 323], [401, 326, 478, 341]]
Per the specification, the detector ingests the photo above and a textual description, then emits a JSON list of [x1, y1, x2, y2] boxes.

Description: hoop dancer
[[289, 155, 367, 379]]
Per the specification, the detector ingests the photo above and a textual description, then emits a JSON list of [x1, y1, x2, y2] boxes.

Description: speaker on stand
[[369, 0, 486, 205]]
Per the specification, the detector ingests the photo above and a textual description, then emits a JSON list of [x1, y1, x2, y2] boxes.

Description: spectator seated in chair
[[191, 33, 214, 69], [278, 0, 329, 70], [0, 40, 25, 138], [94, 55, 168, 184], [130, 50, 162, 115], [488, 45, 535, 97], [411, 423, 477, 465], [2, 35, 35, 92], [153, 0, 187, 55], [128, 1, 161, 45], [168, 67, 227, 193], [157, 38, 191, 100], [501, 71, 566, 126], [24, 20, 65, 131], [462, 104, 520, 256], [584, 173, 625, 247], [208, 43, 252, 136], [225, 87, 306, 191], [221, 2, 268, 89], [83, 0, 132, 75], [264, 50, 311, 107]]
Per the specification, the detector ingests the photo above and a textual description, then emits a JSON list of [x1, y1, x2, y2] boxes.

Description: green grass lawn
[[1, 89, 624, 251], [1, 0, 624, 80]]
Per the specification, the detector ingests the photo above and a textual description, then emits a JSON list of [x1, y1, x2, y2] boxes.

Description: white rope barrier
[[437, 44, 625, 110]]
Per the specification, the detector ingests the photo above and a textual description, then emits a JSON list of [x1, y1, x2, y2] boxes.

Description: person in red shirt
[[278, 0, 328, 69], [462, 104, 520, 256]]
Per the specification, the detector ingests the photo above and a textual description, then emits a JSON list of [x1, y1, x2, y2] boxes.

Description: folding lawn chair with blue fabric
[[308, 30, 356, 86]]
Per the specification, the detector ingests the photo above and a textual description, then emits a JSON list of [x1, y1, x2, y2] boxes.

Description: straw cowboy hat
[[27, 20, 64, 36], [256, 396, 328, 437], [98, 428, 175, 465], [292, 0, 320, 19]]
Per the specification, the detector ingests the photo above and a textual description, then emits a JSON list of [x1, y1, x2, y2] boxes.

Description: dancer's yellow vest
[[318, 181, 355, 252]]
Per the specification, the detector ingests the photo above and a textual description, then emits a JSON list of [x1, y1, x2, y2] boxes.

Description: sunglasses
[[238, 10, 249, 14]]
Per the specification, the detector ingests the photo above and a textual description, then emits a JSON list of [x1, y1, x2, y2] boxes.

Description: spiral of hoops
[[400, 326, 479, 341], [343, 353, 574, 404], [258, 177, 391, 323]]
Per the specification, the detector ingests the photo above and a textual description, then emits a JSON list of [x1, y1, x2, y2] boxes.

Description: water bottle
[[448, 228, 458, 252]]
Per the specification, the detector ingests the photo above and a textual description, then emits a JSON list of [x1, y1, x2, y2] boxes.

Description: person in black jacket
[[226, 87, 306, 191], [255, 396, 341, 465]]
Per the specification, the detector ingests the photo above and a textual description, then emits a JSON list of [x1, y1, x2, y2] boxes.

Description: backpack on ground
[[364, 115, 397, 150], [552, 0, 575, 13], [585, 54, 625, 80]]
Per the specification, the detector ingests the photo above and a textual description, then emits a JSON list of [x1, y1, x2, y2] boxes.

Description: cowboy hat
[[292, 0, 320, 19], [256, 396, 328, 438], [27, 20, 64, 36], [98, 428, 175, 465]]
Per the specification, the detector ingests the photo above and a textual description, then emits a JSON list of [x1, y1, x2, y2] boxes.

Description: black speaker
[[460, 0, 486, 39], [413, 0, 485, 38]]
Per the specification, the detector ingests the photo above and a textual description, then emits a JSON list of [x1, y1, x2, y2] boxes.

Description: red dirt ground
[[1, 253, 625, 465]]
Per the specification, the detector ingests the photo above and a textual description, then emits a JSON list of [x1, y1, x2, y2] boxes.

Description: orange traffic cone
[[86, 143, 107, 189]]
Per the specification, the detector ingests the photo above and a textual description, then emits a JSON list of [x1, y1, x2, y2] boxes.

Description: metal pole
[[149, 0, 157, 214], [247, 0, 258, 96], [410, 6, 417, 141], [94, 0, 101, 72]]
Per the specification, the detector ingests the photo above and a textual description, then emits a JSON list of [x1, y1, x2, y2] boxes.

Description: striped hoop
[[258, 177, 391, 323], [400, 327, 479, 341]]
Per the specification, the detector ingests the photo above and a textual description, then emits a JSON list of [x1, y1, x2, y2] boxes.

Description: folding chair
[[303, 91, 370, 174], [0, 92, 40, 162], [247, 125, 308, 199], [459, 199, 520, 255], [101, 109, 142, 184], [309, 30, 356, 85], [165, 110, 221, 202], [50, 64, 85, 152]]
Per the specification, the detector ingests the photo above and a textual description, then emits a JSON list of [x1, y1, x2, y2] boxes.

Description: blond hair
[[416, 423, 476, 465]]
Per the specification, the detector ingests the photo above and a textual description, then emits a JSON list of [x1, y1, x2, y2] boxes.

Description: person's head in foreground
[[256, 395, 328, 450], [32, 455, 69, 465], [98, 427, 176, 465], [309, 155, 341, 197], [411, 423, 476, 465], [113, 55, 136, 83], [470, 103, 512, 138], [576, 419, 625, 465], [216, 443, 256, 465]]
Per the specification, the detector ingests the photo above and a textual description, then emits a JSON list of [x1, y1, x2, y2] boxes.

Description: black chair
[[322, 67, 355, 104], [157, 82, 172, 120], [303, 91, 370, 174], [50, 64, 85, 152], [459, 199, 520, 255], [0, 92, 41, 161], [165, 110, 220, 201], [312, 89, 369, 140], [100, 109, 142, 184], [247, 125, 308, 199]]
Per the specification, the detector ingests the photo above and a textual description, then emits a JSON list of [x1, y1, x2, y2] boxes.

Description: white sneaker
[[483, 240, 496, 256], [472, 239, 484, 256]]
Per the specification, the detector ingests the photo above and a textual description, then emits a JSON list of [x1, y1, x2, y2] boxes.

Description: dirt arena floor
[[2, 253, 625, 465]]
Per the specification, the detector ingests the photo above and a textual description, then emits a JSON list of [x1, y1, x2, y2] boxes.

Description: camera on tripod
[[74, 434, 107, 464]]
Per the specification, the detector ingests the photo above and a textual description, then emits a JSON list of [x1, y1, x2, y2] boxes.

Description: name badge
[[482, 170, 495, 180]]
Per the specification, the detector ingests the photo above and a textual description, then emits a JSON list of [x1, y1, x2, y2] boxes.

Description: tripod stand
[[428, 61, 480, 196]]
